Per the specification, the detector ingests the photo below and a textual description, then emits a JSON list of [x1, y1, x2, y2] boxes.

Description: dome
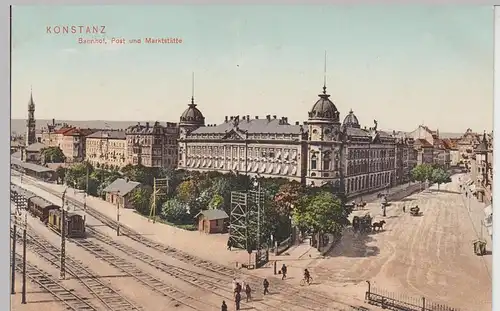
[[180, 97, 205, 125], [343, 109, 360, 128], [308, 86, 339, 122]]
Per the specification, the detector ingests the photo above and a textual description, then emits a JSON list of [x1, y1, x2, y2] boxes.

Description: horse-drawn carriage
[[410, 205, 420, 216], [352, 213, 373, 233]]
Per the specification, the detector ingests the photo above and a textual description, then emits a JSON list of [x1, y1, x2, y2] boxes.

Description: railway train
[[10, 183, 86, 238]]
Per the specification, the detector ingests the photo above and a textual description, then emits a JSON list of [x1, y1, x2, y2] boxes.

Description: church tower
[[26, 89, 36, 146]]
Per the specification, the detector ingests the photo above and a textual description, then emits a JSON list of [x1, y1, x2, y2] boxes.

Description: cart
[[473, 239, 487, 256]]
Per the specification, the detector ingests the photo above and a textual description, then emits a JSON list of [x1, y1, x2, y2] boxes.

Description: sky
[[11, 5, 494, 132]]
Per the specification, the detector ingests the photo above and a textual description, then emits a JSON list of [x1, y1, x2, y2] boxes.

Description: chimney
[[225, 116, 228, 122], [284, 117, 288, 123], [154, 121, 159, 126], [230, 116, 234, 121], [255, 116, 259, 119], [266, 115, 271, 121], [247, 115, 250, 122], [273, 115, 277, 119], [146, 122, 150, 128], [242, 116, 246, 121], [52, 118, 55, 125], [295, 121, 299, 125]]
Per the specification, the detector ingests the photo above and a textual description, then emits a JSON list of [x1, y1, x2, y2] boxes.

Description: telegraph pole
[[21, 213, 27, 304], [60, 188, 67, 280], [11, 221, 16, 295], [116, 190, 120, 236], [149, 177, 169, 224]]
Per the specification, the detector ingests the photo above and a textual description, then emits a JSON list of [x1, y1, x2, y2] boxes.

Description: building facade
[[470, 132, 493, 204], [178, 85, 416, 197], [85, 130, 128, 169], [125, 121, 179, 168], [410, 125, 451, 168]]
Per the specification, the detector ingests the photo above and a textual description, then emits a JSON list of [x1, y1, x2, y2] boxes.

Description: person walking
[[263, 278, 269, 295], [234, 291, 241, 310], [227, 239, 232, 251], [245, 284, 252, 302], [281, 264, 287, 280], [232, 278, 237, 293], [221, 300, 228, 311]]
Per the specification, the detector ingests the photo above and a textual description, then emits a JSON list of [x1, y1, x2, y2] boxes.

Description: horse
[[372, 220, 386, 232]]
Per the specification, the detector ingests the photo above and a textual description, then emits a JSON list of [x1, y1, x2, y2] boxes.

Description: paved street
[[309, 176, 492, 311]]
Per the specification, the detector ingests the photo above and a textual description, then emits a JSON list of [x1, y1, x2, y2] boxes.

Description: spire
[[28, 86, 35, 110], [323, 50, 327, 94], [190, 72, 196, 106]]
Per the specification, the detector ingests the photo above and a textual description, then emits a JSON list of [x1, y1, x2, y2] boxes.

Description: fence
[[365, 281, 462, 311], [273, 236, 292, 255]]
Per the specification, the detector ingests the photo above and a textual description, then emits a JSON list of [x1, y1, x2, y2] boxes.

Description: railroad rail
[[13, 252, 99, 311], [11, 226, 141, 311], [13, 177, 369, 311], [86, 227, 307, 311]]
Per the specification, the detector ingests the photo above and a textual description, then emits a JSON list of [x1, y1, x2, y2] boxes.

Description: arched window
[[323, 152, 331, 170], [311, 154, 317, 170]]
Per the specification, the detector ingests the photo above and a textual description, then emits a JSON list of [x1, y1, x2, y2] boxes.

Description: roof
[[25, 142, 46, 152], [103, 178, 141, 196], [62, 128, 95, 136], [11, 150, 21, 159], [11, 157, 54, 173], [86, 130, 126, 140], [191, 117, 304, 135], [308, 87, 339, 122], [195, 209, 229, 220], [54, 127, 74, 135], [415, 139, 433, 148], [30, 196, 58, 209], [180, 100, 205, 125]]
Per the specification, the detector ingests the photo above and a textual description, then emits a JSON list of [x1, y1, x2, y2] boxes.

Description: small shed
[[195, 209, 229, 234], [103, 178, 141, 209]]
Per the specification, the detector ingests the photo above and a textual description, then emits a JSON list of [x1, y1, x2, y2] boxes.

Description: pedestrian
[[402, 204, 406, 213], [235, 282, 242, 295], [281, 264, 287, 280], [245, 284, 252, 302], [263, 278, 269, 295], [221, 300, 228, 311], [234, 291, 241, 310], [227, 239, 232, 251], [241, 281, 246, 293], [232, 278, 237, 293]]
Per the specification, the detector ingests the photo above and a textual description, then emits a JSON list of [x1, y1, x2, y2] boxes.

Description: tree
[[121, 164, 153, 185], [411, 164, 434, 190], [292, 191, 349, 238], [273, 181, 304, 216], [55, 166, 66, 184], [161, 198, 189, 224], [208, 194, 224, 210], [130, 186, 153, 215], [41, 146, 66, 163], [431, 168, 451, 191], [176, 180, 198, 204]]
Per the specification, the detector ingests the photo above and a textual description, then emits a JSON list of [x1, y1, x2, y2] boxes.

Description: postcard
[[10, 5, 493, 311]]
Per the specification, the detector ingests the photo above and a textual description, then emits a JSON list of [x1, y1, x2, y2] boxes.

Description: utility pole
[[116, 190, 121, 236], [60, 188, 68, 280], [149, 177, 169, 224], [11, 221, 16, 295], [22, 213, 27, 304]]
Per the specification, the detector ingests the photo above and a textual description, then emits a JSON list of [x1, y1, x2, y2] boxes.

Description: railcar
[[47, 210, 86, 238], [27, 196, 60, 223]]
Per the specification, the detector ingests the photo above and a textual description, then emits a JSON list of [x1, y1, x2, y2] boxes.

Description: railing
[[365, 281, 462, 311], [273, 236, 292, 255]]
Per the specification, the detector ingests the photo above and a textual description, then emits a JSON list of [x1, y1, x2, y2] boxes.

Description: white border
[[493, 6, 499, 311]]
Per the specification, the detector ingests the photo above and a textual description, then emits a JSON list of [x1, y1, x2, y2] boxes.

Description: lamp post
[[21, 211, 27, 304]]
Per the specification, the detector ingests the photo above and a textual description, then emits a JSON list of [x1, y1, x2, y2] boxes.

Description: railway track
[[14, 177, 369, 311], [11, 226, 141, 311], [12, 252, 99, 311], [87, 226, 310, 311]]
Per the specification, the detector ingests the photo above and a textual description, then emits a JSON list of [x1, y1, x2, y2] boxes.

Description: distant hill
[[11, 119, 465, 139]]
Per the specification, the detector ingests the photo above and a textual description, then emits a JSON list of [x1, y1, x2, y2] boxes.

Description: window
[[216, 219, 221, 227], [324, 129, 331, 135], [323, 152, 331, 170], [269, 152, 275, 158], [311, 154, 317, 170]]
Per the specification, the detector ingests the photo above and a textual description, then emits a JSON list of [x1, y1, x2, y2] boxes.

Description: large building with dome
[[177, 84, 418, 197]]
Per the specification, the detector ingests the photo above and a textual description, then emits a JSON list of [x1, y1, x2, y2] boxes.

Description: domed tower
[[179, 96, 205, 138], [342, 109, 360, 129], [306, 84, 342, 186]]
